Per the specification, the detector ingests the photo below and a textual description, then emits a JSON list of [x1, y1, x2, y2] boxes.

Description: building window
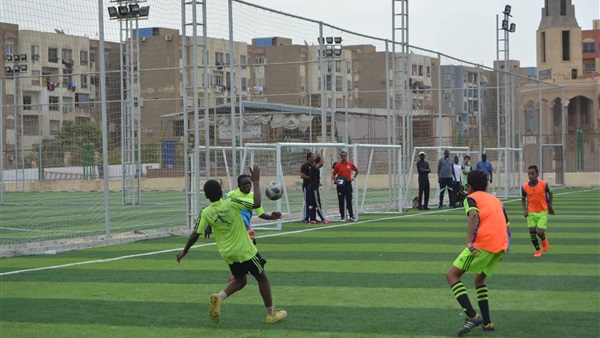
[[418, 65, 423, 76], [173, 120, 184, 136], [49, 96, 59, 111], [63, 68, 73, 87], [31, 45, 40, 61], [81, 75, 88, 89], [75, 116, 91, 125], [50, 120, 61, 135], [541, 32, 546, 63], [31, 70, 41, 86], [582, 42, 595, 54], [240, 55, 247, 69], [48, 47, 58, 63], [62, 49, 73, 61], [23, 96, 32, 110], [24, 116, 37, 135], [560, 0, 566, 16], [75, 93, 90, 108], [63, 97, 73, 112], [80, 51, 88, 65], [584, 62, 596, 73], [562, 31, 570, 61]]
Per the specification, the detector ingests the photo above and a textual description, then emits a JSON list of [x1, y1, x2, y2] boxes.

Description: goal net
[[483, 147, 524, 199], [405, 146, 472, 209], [234, 142, 402, 230]]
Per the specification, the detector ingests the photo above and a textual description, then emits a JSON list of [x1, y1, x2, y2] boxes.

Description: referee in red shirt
[[331, 151, 359, 221]]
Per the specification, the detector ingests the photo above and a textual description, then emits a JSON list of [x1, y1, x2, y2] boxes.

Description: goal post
[[238, 142, 403, 229], [483, 147, 524, 199], [405, 146, 471, 209]]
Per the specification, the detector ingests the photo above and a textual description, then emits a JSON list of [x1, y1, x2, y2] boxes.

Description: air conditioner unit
[[141, 36, 147, 42], [165, 35, 172, 41]]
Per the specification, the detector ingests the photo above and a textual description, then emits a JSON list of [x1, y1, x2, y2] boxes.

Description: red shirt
[[332, 161, 358, 181]]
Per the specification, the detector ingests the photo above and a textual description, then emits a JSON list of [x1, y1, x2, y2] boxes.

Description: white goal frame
[[483, 147, 524, 199]]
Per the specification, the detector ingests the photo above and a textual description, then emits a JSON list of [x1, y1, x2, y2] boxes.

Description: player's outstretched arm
[[248, 165, 261, 208], [177, 232, 200, 263]]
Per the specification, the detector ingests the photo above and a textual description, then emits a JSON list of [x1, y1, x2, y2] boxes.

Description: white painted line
[[1, 188, 597, 277]]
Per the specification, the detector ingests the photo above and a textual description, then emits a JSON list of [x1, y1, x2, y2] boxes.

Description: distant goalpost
[[483, 147, 523, 199], [405, 146, 471, 209], [237, 142, 403, 230]]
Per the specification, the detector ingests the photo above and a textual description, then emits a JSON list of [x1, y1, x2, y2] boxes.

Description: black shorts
[[229, 253, 267, 279]]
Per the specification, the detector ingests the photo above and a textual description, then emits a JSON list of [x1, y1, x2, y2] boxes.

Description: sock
[[530, 231, 540, 250], [265, 305, 274, 317], [476, 285, 491, 325], [539, 234, 546, 241], [451, 281, 477, 318], [219, 291, 227, 301]]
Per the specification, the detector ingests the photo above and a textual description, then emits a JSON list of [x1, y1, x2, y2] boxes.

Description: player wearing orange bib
[[446, 170, 510, 336], [521, 165, 555, 257]]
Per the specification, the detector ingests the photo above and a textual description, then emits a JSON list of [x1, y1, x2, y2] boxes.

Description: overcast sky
[[1, 0, 598, 68], [249, 0, 599, 67]]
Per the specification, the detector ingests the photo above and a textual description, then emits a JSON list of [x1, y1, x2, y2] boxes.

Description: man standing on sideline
[[437, 149, 455, 208], [446, 170, 510, 335], [416, 151, 431, 210], [307, 149, 331, 224], [521, 165, 555, 257], [461, 155, 472, 190], [453, 155, 463, 208], [300, 152, 316, 223], [332, 151, 359, 221], [475, 153, 493, 184]]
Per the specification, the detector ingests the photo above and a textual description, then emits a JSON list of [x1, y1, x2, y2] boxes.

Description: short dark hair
[[306, 152, 314, 160], [528, 165, 539, 174], [467, 170, 488, 192], [464, 155, 471, 159], [237, 174, 250, 185], [204, 179, 223, 202], [340, 151, 348, 157]]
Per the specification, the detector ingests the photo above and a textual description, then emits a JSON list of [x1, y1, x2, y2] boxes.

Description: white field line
[[1, 188, 597, 277]]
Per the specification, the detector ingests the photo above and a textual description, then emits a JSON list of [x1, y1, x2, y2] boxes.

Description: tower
[[536, 0, 583, 80]]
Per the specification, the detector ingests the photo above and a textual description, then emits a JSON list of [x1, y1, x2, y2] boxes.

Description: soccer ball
[[265, 181, 283, 200]]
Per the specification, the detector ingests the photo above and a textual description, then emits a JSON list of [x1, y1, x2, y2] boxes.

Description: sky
[[249, 0, 599, 67], [1, 0, 598, 68]]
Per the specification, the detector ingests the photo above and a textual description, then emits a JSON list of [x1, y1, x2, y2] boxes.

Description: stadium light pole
[[318, 36, 342, 143]]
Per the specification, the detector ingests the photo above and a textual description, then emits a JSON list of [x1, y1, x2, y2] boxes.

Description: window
[[240, 55, 247, 69], [62, 49, 73, 61], [63, 97, 73, 112], [81, 75, 88, 89], [418, 65, 423, 76], [75, 93, 90, 108], [31, 70, 41, 86], [215, 52, 224, 68], [6, 117, 15, 129], [412, 64, 417, 76], [584, 62, 596, 73], [104, 51, 110, 65], [3, 44, 13, 55], [90, 52, 96, 63], [325, 75, 332, 91], [336, 76, 342, 91], [31, 45, 40, 61], [541, 32, 546, 63], [50, 120, 61, 135], [49, 96, 59, 111], [80, 51, 88, 65], [23, 116, 37, 135], [173, 120, 184, 136], [426, 66, 431, 77], [63, 68, 73, 87], [582, 42, 595, 54], [560, 0, 566, 16], [562, 31, 570, 61], [48, 47, 58, 63], [23, 96, 32, 110], [75, 116, 91, 124]]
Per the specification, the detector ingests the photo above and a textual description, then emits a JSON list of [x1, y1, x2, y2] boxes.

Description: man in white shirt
[[452, 156, 463, 208]]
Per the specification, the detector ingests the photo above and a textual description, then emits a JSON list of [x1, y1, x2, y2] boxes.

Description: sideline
[[1, 188, 597, 277]]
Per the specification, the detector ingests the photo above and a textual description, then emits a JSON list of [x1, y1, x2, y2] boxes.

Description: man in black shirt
[[300, 152, 315, 222], [307, 150, 331, 224], [417, 151, 431, 210]]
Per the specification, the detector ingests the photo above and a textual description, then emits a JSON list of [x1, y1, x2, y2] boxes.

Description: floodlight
[[334, 47, 342, 57], [4, 54, 12, 61], [317, 37, 325, 44], [13, 65, 20, 72], [502, 19, 509, 30], [129, 4, 140, 16], [326, 37, 333, 44], [118, 5, 129, 17], [503, 5, 511, 16], [5, 66, 12, 72], [108, 7, 119, 18], [510, 23, 516, 33], [139, 6, 150, 17], [13, 54, 20, 61], [325, 46, 334, 57], [20, 65, 27, 72], [334, 37, 342, 44], [20, 54, 27, 61]]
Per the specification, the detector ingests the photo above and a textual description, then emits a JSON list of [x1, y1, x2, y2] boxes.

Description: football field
[[1, 188, 598, 337]]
